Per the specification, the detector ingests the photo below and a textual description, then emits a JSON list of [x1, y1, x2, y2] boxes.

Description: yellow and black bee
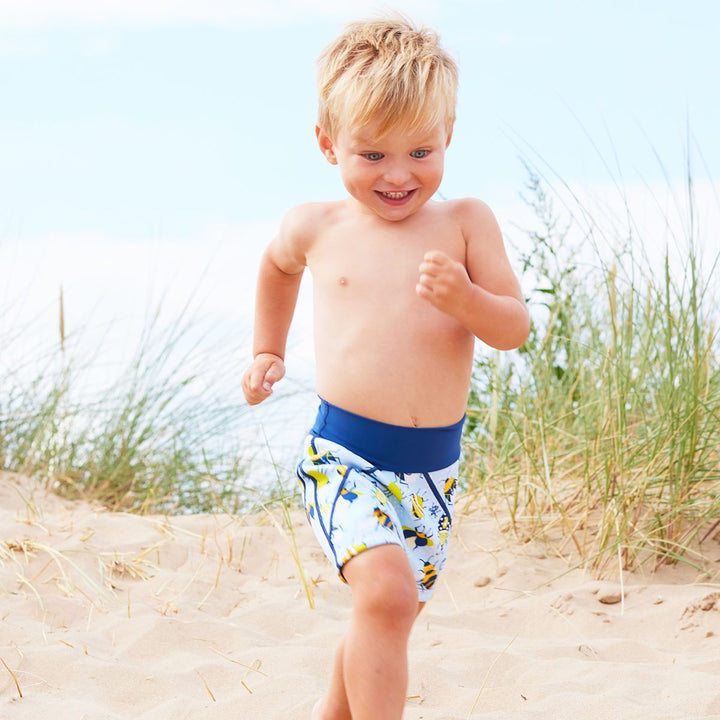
[[443, 476, 457, 502], [374, 508, 395, 530], [420, 561, 437, 591], [411, 494, 424, 519], [403, 527, 433, 548]]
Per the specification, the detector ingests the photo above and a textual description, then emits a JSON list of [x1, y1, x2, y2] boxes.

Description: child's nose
[[382, 160, 411, 186]]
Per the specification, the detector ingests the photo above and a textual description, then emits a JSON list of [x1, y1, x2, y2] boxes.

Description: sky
[[2, 0, 718, 240], [1, 0, 719, 457]]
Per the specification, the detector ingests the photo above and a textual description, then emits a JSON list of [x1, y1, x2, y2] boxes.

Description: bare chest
[[309, 224, 464, 308]]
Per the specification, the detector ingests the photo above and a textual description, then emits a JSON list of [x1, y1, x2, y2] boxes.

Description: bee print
[[438, 514, 450, 547], [403, 527, 433, 548], [340, 487, 360, 503], [308, 446, 340, 465], [386, 481, 403, 503], [443, 477, 457, 502], [374, 508, 395, 530], [306, 469, 330, 488], [420, 561, 437, 591], [411, 494, 424, 519]]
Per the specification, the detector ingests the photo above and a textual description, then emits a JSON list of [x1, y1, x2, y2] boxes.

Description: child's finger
[[264, 361, 285, 385], [423, 250, 448, 265], [242, 368, 270, 405]]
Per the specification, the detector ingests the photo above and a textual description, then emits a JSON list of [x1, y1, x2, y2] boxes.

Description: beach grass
[[0, 300, 257, 515], [463, 163, 719, 577]]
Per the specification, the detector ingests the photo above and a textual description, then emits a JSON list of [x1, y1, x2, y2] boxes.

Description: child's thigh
[[297, 436, 459, 601], [297, 445, 407, 572]]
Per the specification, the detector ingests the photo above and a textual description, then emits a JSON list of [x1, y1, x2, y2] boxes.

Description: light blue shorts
[[296, 400, 463, 601]]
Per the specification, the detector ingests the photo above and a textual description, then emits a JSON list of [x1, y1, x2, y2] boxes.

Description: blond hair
[[315, 16, 458, 140]]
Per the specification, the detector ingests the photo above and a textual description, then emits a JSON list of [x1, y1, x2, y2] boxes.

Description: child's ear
[[445, 124, 454, 148], [316, 125, 338, 165]]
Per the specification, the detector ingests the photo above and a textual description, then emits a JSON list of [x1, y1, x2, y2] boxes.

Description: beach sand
[[1, 470, 719, 719]]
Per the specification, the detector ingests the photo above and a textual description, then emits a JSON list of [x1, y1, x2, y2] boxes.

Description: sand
[[1, 470, 719, 719]]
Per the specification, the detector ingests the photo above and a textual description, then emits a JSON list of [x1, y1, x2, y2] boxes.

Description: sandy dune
[[1, 471, 719, 719]]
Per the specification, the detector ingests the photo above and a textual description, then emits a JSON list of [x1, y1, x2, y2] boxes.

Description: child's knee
[[344, 545, 418, 625]]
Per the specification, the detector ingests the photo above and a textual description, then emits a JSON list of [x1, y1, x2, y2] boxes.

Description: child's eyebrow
[[349, 131, 381, 146], [351, 133, 438, 148]]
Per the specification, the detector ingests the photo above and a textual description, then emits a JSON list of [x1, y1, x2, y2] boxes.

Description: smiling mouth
[[377, 189, 416, 203]]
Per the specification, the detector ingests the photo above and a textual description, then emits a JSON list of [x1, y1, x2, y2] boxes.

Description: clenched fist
[[242, 352, 286, 405], [416, 250, 472, 317]]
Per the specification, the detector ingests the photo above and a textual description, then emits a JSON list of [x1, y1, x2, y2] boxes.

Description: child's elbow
[[513, 311, 531, 348], [495, 307, 531, 351]]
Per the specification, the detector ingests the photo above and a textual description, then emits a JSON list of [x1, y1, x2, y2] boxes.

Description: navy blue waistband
[[310, 398, 464, 473]]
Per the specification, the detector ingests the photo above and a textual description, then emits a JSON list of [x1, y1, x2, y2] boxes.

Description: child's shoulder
[[280, 200, 347, 237], [440, 196, 502, 238], [441, 196, 498, 223], [273, 200, 350, 263]]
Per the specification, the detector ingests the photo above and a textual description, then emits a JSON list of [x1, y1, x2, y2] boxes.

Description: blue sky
[[2, 0, 718, 242], [1, 0, 718, 370]]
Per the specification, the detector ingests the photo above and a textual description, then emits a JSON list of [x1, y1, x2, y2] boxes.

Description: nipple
[[338, 276, 348, 286]]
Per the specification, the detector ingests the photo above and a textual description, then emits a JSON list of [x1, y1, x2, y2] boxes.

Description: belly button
[[338, 276, 348, 286]]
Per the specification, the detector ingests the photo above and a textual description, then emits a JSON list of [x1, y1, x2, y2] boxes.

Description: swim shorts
[[296, 398, 464, 601]]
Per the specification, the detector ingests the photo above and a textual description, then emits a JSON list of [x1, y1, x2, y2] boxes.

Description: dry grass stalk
[[195, 669, 216, 702], [105, 555, 154, 581], [210, 650, 268, 677], [196, 555, 223, 610], [0, 656, 22, 699]]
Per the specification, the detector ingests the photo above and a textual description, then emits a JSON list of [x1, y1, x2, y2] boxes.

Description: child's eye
[[410, 149, 430, 159], [363, 152, 384, 161]]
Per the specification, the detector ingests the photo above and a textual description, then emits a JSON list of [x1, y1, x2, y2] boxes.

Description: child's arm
[[416, 198, 530, 350], [242, 209, 308, 405]]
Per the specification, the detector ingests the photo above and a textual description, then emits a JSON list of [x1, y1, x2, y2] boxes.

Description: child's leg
[[313, 638, 350, 719], [315, 602, 427, 720], [316, 544, 419, 720]]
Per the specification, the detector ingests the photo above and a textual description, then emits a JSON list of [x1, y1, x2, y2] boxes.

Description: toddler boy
[[242, 15, 529, 720]]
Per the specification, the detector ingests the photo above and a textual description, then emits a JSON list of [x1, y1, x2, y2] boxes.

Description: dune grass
[[463, 165, 719, 577], [0, 299, 256, 515]]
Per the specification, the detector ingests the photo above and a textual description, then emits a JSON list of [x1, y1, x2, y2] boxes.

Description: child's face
[[317, 119, 452, 222]]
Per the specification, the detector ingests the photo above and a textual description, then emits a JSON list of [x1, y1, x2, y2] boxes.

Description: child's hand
[[242, 353, 286, 405], [416, 250, 472, 317]]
